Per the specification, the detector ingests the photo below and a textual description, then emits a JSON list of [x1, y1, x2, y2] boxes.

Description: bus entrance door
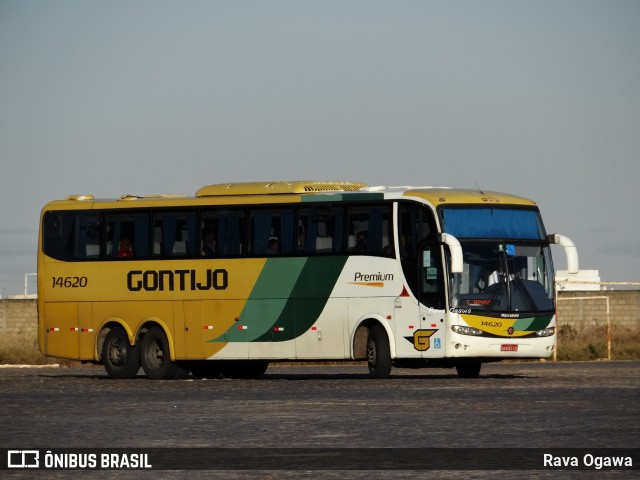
[[416, 245, 446, 358], [393, 290, 422, 359]]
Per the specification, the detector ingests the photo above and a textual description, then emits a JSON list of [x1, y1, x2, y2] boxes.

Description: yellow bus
[[38, 181, 578, 379]]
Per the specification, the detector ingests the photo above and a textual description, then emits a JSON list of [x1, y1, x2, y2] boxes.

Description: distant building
[[555, 269, 602, 291]]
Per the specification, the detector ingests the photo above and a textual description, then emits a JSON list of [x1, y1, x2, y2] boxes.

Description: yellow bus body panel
[[39, 257, 267, 361]]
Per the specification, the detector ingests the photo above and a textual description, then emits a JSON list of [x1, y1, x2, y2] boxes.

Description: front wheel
[[366, 325, 392, 379], [102, 326, 140, 379], [140, 327, 187, 380]]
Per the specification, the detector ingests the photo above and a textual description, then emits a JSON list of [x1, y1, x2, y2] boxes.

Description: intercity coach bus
[[38, 181, 578, 379]]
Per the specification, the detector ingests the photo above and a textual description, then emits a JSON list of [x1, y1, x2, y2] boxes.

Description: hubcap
[[146, 339, 163, 369], [366, 337, 376, 366], [109, 339, 126, 367]]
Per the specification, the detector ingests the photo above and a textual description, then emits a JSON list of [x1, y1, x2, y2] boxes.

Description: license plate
[[501, 344, 518, 352]]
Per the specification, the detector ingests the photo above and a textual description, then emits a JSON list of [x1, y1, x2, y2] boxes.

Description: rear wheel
[[456, 360, 482, 378], [140, 327, 187, 380], [366, 324, 392, 379], [102, 327, 140, 379]]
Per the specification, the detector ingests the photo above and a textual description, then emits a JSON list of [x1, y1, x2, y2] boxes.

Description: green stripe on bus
[[256, 256, 348, 342], [213, 258, 307, 343], [513, 316, 553, 331], [212, 256, 348, 343]]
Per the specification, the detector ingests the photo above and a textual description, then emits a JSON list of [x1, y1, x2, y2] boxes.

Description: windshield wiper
[[511, 275, 538, 311]]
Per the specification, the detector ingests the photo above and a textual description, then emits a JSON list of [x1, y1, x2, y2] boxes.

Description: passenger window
[[152, 211, 197, 258], [42, 211, 103, 261], [43, 211, 78, 261], [201, 209, 246, 257], [105, 212, 149, 259], [297, 205, 345, 254], [347, 204, 392, 256], [77, 214, 102, 258], [249, 208, 295, 255]]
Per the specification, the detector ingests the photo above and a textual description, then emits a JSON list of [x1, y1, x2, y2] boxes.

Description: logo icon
[[7, 450, 40, 468], [405, 329, 438, 351]]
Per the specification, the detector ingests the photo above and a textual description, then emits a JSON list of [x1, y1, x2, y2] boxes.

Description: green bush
[[556, 325, 640, 361], [0, 335, 53, 365]]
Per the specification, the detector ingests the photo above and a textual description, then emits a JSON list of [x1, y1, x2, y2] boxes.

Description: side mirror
[[440, 233, 463, 273], [548, 233, 579, 274]]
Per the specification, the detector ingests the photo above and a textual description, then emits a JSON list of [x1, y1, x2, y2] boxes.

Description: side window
[[152, 211, 197, 257], [421, 246, 445, 309], [347, 204, 392, 256], [77, 214, 102, 258], [201, 209, 246, 257], [398, 202, 437, 261], [297, 205, 345, 254], [399, 203, 439, 299], [249, 207, 295, 255], [105, 212, 149, 259], [43, 211, 76, 261], [42, 211, 102, 261]]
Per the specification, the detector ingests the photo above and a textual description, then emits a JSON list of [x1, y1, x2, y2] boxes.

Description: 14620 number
[[52, 276, 88, 288]]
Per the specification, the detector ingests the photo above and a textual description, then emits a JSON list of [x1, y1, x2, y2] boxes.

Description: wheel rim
[[144, 338, 164, 371], [108, 338, 127, 367], [366, 335, 376, 367]]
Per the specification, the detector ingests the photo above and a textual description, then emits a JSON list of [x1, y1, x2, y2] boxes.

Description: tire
[[140, 327, 186, 380], [220, 360, 269, 379], [366, 324, 392, 379], [456, 360, 482, 378], [186, 361, 222, 379], [102, 326, 140, 379]]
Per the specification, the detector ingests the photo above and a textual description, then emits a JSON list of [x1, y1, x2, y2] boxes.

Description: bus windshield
[[448, 242, 555, 314]]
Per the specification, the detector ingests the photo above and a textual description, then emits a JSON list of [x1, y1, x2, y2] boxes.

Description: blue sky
[[1, 0, 639, 295]]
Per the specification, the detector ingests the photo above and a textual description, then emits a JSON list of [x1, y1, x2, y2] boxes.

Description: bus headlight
[[451, 325, 483, 336], [535, 327, 555, 337]]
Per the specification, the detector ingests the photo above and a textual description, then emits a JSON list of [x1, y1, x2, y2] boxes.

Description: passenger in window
[[202, 231, 216, 257], [266, 239, 280, 254], [353, 231, 367, 254], [117, 238, 133, 258]]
